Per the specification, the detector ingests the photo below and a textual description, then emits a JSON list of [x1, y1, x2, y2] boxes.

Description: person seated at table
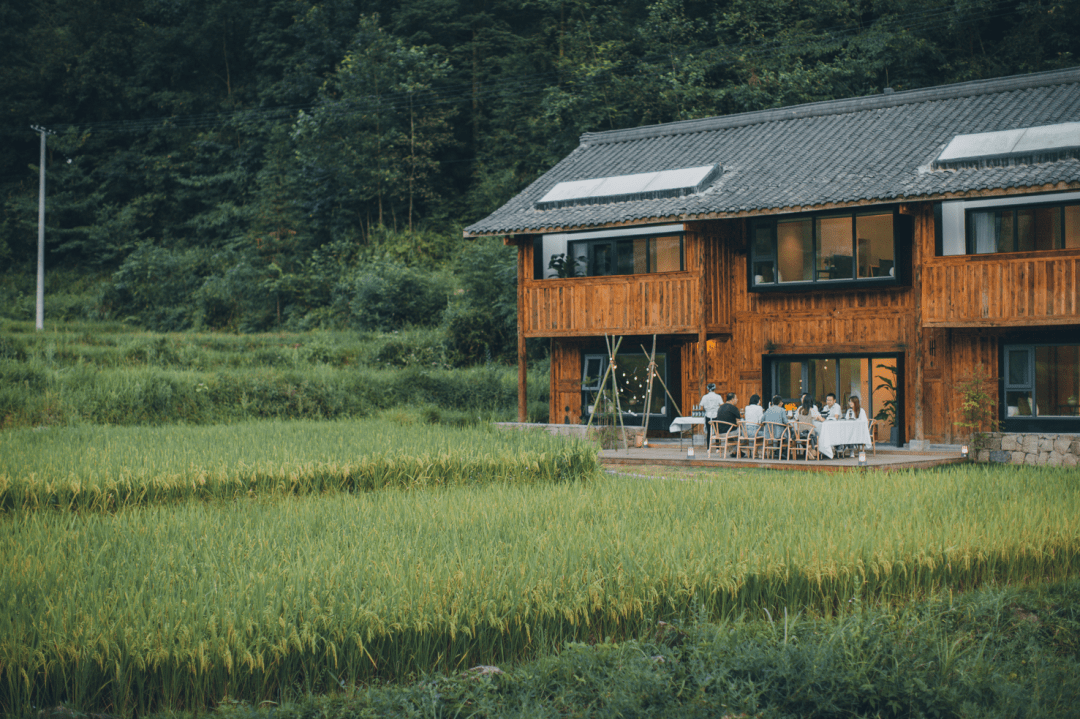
[[831, 395, 869, 458], [760, 395, 787, 428], [758, 395, 789, 456], [794, 397, 818, 441], [715, 391, 740, 433], [744, 394, 763, 432], [705, 391, 740, 456], [699, 383, 724, 447], [844, 395, 868, 423], [822, 393, 842, 420]]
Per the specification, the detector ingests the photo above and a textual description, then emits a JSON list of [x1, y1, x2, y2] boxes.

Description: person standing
[[700, 383, 724, 448]]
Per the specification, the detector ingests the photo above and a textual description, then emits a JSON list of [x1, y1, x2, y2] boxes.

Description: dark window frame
[[764, 351, 905, 445], [565, 232, 685, 278], [749, 208, 910, 292], [1000, 341, 1080, 430], [965, 201, 1078, 255]]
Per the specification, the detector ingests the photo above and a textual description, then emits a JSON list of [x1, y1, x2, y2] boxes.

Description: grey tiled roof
[[465, 68, 1080, 236]]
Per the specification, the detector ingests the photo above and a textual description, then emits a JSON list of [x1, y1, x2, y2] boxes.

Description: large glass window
[[752, 210, 902, 289], [770, 355, 900, 444], [1004, 344, 1080, 417], [967, 202, 1080, 254], [776, 219, 813, 283], [535, 226, 685, 279], [566, 235, 683, 277]]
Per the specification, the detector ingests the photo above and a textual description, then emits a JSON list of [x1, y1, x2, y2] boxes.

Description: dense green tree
[[3, 0, 1079, 337]]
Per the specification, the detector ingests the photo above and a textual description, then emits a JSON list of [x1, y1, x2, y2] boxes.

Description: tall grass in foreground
[[0, 420, 599, 511], [213, 581, 1080, 719], [2, 465, 1079, 715]]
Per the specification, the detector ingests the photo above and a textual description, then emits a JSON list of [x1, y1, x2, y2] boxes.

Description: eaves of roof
[[465, 67, 1080, 237]]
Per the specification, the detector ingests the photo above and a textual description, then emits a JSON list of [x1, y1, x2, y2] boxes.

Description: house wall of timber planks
[[516, 199, 1080, 444], [485, 69, 1080, 442]]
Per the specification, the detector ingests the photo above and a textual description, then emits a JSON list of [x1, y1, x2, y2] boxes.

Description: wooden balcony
[[922, 250, 1080, 327], [522, 273, 702, 337]]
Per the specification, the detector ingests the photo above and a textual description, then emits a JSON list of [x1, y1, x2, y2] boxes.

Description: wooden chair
[[759, 421, 792, 460], [867, 419, 878, 456], [736, 419, 762, 459], [792, 415, 818, 460], [707, 420, 738, 459]]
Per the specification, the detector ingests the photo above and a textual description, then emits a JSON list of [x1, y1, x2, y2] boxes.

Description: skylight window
[[535, 164, 720, 210], [934, 122, 1080, 169]]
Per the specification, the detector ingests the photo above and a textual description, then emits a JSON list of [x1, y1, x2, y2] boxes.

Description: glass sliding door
[[772, 354, 900, 444], [775, 360, 805, 399]]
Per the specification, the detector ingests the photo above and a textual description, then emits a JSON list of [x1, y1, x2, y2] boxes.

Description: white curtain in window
[[971, 212, 998, 254]]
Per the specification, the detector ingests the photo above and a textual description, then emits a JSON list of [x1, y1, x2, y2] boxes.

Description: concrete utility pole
[[31, 125, 51, 331]]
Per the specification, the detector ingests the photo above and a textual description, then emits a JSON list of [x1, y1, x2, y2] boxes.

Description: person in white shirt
[[822, 393, 842, 420], [845, 395, 868, 423], [743, 394, 764, 431], [836, 395, 870, 458], [700, 383, 724, 447]]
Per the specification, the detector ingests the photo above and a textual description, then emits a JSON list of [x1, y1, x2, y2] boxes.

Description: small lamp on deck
[[858, 450, 867, 467], [961, 445, 969, 460]]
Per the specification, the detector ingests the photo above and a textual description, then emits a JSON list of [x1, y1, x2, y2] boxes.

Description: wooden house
[[465, 68, 1080, 447]]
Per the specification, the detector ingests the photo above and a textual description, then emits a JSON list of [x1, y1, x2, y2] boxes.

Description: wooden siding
[[520, 229, 737, 338], [526, 201, 1080, 444], [923, 251, 1080, 327], [697, 223, 739, 331], [522, 273, 703, 337], [550, 340, 583, 425], [939, 329, 1000, 442]]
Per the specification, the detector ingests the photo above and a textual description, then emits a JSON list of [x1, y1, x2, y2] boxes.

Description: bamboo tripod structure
[[640, 336, 683, 446], [583, 334, 685, 451], [584, 334, 628, 451]]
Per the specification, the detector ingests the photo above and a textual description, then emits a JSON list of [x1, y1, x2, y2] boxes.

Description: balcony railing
[[922, 251, 1080, 326], [522, 273, 702, 337]]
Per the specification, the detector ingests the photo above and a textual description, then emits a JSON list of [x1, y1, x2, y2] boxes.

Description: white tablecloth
[[668, 416, 705, 433], [817, 420, 872, 459], [669, 416, 706, 446]]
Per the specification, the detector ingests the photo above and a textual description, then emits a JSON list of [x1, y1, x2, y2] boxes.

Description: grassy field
[[3, 449, 1079, 715], [212, 579, 1080, 719], [0, 420, 598, 511], [4, 322, 1079, 718], [0, 321, 550, 428]]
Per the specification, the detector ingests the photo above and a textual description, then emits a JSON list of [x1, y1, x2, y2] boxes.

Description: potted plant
[[874, 363, 900, 445], [547, 252, 583, 278]]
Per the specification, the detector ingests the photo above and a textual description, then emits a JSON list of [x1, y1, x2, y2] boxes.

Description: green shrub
[[443, 237, 517, 365], [98, 245, 206, 330], [338, 260, 451, 331]]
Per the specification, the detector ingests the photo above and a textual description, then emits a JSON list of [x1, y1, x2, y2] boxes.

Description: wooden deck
[[598, 441, 966, 472]]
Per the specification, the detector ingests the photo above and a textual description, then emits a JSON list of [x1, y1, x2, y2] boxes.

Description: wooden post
[[516, 237, 527, 423], [910, 208, 925, 447], [698, 227, 708, 397]]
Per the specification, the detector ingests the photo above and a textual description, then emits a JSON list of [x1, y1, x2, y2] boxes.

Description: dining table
[[668, 416, 705, 447], [816, 419, 873, 459]]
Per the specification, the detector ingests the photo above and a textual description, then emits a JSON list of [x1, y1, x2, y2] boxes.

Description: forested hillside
[[2, 0, 1077, 355]]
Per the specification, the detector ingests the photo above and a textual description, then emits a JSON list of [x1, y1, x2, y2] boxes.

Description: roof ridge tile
[[580, 68, 1080, 146]]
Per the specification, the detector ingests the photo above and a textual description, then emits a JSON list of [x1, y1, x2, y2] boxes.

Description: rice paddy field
[[0, 420, 597, 511], [1, 418, 1079, 716]]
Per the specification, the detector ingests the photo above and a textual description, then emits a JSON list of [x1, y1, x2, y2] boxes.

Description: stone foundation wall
[[976, 433, 1080, 467]]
